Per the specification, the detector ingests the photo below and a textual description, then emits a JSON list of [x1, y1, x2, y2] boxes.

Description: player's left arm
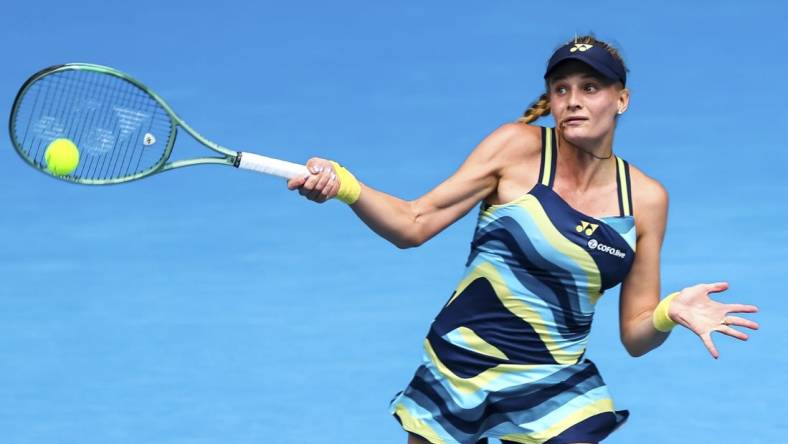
[[617, 170, 671, 357], [618, 168, 760, 358]]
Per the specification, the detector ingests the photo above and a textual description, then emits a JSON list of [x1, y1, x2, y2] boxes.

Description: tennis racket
[[8, 63, 309, 185]]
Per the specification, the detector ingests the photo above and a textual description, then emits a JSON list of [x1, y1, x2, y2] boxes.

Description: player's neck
[[555, 132, 616, 193]]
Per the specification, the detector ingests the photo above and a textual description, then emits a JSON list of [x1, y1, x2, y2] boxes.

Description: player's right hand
[[286, 157, 339, 203]]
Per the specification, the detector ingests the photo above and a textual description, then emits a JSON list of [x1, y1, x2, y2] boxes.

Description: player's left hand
[[669, 282, 759, 359]]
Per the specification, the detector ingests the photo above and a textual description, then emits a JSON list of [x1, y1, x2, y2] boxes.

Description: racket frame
[[9, 63, 242, 185]]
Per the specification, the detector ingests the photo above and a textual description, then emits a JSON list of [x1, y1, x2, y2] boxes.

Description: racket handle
[[236, 152, 310, 179]]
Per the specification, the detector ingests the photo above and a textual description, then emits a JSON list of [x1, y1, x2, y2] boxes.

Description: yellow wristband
[[329, 161, 361, 205], [652, 291, 680, 332]]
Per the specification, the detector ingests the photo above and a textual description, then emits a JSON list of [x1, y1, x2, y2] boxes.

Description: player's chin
[[561, 125, 604, 144], [561, 122, 589, 135]]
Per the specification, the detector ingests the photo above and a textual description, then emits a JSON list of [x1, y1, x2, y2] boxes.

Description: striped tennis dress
[[390, 126, 637, 444]]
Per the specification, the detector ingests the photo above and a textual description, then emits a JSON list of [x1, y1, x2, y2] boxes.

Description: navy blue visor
[[544, 42, 627, 86]]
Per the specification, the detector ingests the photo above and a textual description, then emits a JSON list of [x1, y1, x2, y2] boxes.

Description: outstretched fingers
[[715, 325, 750, 341], [721, 315, 760, 330], [726, 303, 759, 314], [700, 332, 720, 359], [705, 281, 729, 294]]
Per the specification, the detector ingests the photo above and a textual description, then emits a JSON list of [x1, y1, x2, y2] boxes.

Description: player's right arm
[[287, 123, 533, 248]]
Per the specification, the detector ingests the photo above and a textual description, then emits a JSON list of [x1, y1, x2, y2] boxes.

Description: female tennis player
[[286, 35, 760, 444]]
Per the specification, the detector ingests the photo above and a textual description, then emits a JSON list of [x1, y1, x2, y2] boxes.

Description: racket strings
[[11, 69, 174, 182]]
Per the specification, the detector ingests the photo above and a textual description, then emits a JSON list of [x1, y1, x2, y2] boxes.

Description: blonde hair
[[517, 35, 628, 124]]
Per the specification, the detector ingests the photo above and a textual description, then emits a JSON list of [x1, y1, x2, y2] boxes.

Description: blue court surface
[[1, 1, 785, 443]]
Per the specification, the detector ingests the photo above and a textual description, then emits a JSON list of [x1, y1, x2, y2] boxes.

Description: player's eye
[[584, 83, 598, 92]]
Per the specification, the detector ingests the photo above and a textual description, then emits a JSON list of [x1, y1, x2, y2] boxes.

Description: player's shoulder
[[626, 161, 668, 217], [491, 122, 542, 144], [481, 122, 542, 159], [461, 123, 543, 187]]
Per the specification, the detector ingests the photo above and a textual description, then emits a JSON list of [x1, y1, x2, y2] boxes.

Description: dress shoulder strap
[[615, 156, 634, 217], [538, 126, 557, 188]]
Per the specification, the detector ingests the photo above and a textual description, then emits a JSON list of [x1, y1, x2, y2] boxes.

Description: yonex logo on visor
[[570, 43, 593, 53]]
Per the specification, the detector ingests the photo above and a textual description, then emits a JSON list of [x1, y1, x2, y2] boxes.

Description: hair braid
[[517, 93, 551, 124]]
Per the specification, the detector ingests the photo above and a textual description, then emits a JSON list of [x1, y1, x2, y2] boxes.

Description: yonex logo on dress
[[587, 239, 626, 259], [570, 43, 593, 52], [576, 220, 599, 236]]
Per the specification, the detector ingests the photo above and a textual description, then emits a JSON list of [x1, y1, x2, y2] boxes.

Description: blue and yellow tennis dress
[[390, 126, 637, 444]]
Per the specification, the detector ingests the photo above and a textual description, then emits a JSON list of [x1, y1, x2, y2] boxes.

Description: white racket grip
[[236, 152, 310, 179]]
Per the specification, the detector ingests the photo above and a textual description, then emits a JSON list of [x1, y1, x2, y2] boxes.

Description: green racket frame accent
[[9, 63, 241, 185]]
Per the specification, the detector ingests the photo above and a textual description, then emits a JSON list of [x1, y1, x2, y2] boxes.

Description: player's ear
[[617, 88, 630, 115]]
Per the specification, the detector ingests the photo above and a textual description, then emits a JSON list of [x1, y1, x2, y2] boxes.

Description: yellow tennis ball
[[44, 138, 80, 176]]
